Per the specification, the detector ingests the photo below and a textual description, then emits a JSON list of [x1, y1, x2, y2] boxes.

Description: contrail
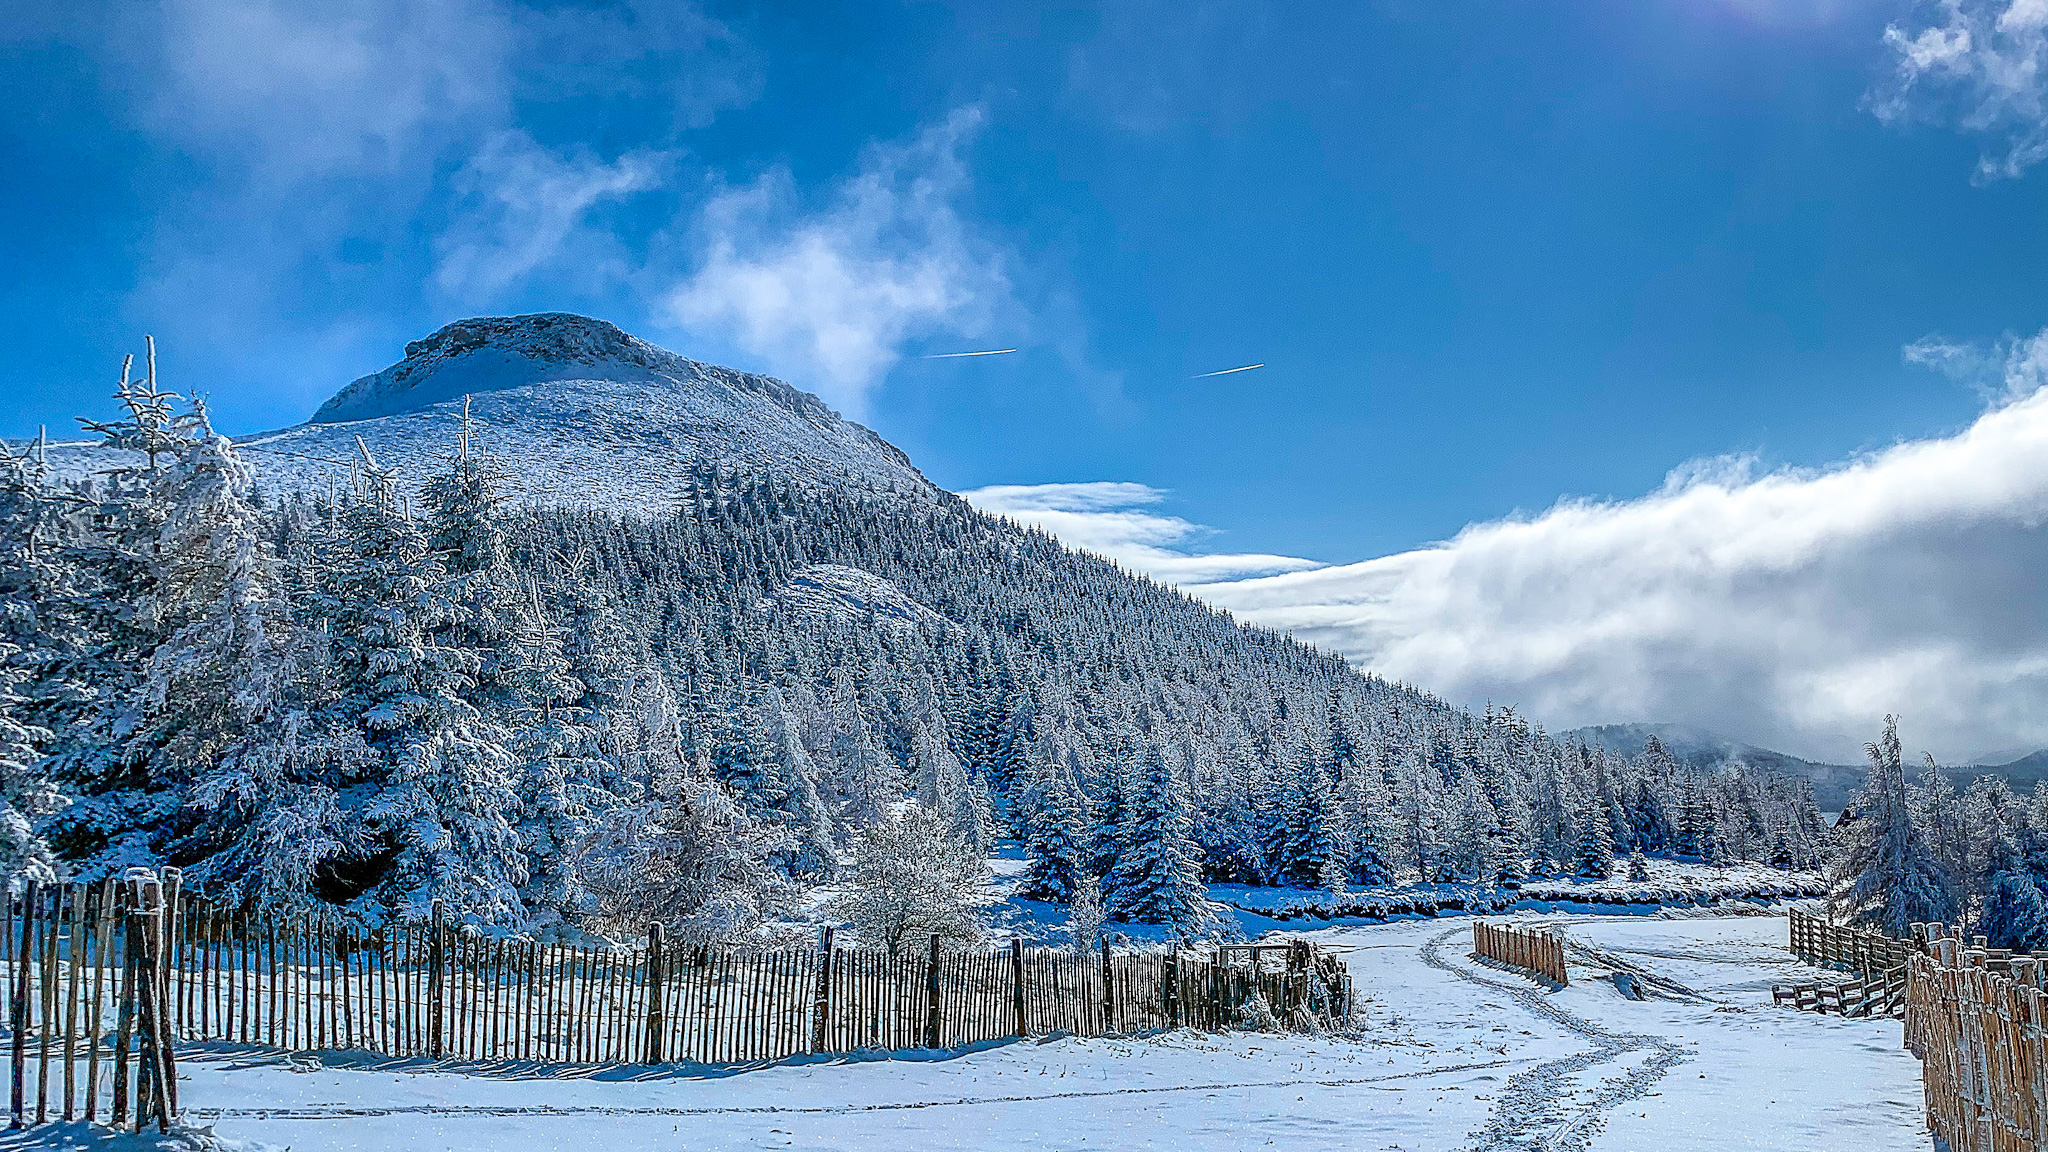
[[1192, 363, 1264, 378], [921, 348, 1017, 359]]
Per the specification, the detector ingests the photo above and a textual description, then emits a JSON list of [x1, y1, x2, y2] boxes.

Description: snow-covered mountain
[[44, 313, 936, 514]]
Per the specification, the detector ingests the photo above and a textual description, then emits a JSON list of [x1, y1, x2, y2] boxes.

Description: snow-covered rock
[[42, 313, 937, 515], [757, 564, 956, 634]]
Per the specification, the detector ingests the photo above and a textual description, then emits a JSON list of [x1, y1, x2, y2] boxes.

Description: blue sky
[[9, 0, 2048, 759]]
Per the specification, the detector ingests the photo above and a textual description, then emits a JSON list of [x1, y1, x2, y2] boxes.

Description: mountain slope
[[43, 313, 934, 514]]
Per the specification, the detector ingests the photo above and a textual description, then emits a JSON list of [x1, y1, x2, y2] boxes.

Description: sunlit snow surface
[[154, 912, 1927, 1152], [39, 314, 937, 516]]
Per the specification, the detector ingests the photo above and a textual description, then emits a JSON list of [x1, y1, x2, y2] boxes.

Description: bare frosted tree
[[830, 802, 987, 957]]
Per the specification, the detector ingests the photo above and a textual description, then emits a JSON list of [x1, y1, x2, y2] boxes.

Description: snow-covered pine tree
[[334, 458, 527, 925], [756, 686, 839, 876], [1020, 741, 1089, 902], [1573, 804, 1614, 879], [502, 581, 607, 929], [0, 438, 61, 883], [1829, 716, 1956, 936], [1287, 763, 1340, 888], [125, 404, 310, 870], [1979, 869, 2048, 953], [1106, 745, 1214, 933], [576, 671, 788, 946]]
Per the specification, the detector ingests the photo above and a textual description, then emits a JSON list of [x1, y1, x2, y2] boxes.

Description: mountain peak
[[46, 313, 935, 513], [310, 312, 837, 428]]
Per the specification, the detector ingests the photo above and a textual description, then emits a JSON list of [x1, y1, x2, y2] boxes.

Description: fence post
[[1165, 943, 1180, 1030], [156, 871, 180, 1117], [160, 868, 181, 1040], [1100, 938, 1114, 1034], [803, 926, 831, 1053], [924, 934, 942, 1049], [426, 900, 445, 1059], [9, 882, 36, 1130], [1010, 938, 1028, 1038], [643, 924, 666, 1064]]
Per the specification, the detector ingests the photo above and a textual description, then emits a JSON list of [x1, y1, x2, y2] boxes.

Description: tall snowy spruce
[[1830, 716, 1955, 936], [332, 453, 526, 925], [1106, 747, 1215, 933], [0, 440, 60, 882], [1020, 742, 1090, 902]]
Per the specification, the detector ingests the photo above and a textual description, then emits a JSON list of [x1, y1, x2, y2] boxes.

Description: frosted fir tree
[[1445, 778, 1499, 882], [1979, 869, 2048, 952], [128, 406, 305, 857], [1089, 754, 1131, 879], [1573, 806, 1614, 879], [330, 458, 527, 925], [1106, 746, 1216, 934], [830, 802, 988, 957], [41, 352, 186, 849], [1019, 743, 1089, 902], [1627, 849, 1651, 883], [822, 704, 902, 830], [756, 687, 839, 877], [1288, 763, 1342, 888], [1829, 716, 1956, 936], [1350, 814, 1394, 887], [0, 653, 58, 885], [0, 438, 62, 883], [502, 583, 605, 928]]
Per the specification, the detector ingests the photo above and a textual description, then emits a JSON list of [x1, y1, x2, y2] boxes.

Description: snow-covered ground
[[103, 909, 1927, 1152]]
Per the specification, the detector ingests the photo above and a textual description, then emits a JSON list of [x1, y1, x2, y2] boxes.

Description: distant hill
[[1564, 723, 1866, 812], [1565, 722, 2048, 813]]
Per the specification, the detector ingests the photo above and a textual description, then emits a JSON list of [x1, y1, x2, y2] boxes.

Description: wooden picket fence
[[3, 874, 1354, 1132], [1904, 925, 2048, 1152], [1772, 908, 1919, 1019], [3, 871, 180, 1133], [1471, 920, 1568, 986], [1772, 911, 2048, 1150], [1785, 907, 1918, 975]]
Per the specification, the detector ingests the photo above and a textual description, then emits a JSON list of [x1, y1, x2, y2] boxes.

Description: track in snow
[[1418, 924, 1692, 1152], [181, 1058, 1513, 1122]]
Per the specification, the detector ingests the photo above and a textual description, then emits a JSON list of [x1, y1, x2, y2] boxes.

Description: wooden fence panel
[[1471, 920, 1568, 986], [7, 882, 1355, 1131]]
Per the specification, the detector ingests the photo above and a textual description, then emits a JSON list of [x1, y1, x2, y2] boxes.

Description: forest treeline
[[0, 365, 1829, 944]]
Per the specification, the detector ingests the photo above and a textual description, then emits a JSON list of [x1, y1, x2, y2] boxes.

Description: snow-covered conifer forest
[[2, 319, 1831, 944]]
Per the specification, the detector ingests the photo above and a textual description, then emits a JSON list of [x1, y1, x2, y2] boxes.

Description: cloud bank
[[960, 482, 1323, 585], [1171, 372, 2048, 763]]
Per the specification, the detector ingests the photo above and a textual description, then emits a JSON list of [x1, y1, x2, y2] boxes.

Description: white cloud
[[1180, 363, 2048, 763], [961, 482, 1324, 586], [1904, 328, 2048, 403], [662, 108, 1008, 416], [1872, 0, 2048, 179], [156, 0, 512, 185], [435, 132, 668, 305]]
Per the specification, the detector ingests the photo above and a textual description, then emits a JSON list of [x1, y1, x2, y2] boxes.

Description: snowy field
[[25, 909, 1927, 1152]]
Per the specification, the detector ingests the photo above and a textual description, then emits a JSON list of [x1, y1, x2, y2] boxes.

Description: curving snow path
[[149, 912, 1926, 1152]]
